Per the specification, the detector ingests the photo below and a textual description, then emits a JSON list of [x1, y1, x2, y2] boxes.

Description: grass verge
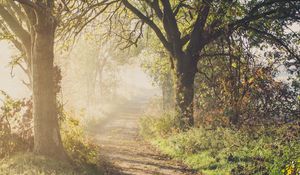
[[140, 114, 300, 175], [0, 152, 103, 175]]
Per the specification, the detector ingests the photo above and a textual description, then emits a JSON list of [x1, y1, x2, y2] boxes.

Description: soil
[[90, 98, 199, 175]]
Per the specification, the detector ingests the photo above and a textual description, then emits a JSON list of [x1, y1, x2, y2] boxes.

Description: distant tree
[[104, 0, 299, 128], [63, 32, 130, 110]]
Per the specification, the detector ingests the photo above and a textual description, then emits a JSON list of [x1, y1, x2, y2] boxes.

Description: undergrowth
[[140, 113, 300, 175], [61, 112, 102, 174], [0, 92, 104, 174]]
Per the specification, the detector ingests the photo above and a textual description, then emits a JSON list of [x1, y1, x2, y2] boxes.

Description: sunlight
[[0, 1, 299, 174], [0, 41, 30, 99]]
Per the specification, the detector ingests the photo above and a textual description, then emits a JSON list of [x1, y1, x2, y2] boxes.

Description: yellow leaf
[[231, 62, 237, 68]]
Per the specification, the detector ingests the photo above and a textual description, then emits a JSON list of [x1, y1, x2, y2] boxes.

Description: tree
[[2, 0, 67, 160], [0, 0, 112, 160], [0, 0, 111, 90], [62, 34, 127, 111], [105, 0, 300, 128], [140, 41, 174, 111]]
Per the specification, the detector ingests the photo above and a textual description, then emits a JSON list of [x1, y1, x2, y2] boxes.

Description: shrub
[[0, 91, 33, 158], [195, 57, 300, 126], [139, 111, 180, 138], [61, 112, 100, 172]]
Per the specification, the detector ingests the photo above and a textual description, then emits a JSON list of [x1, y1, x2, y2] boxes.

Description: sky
[[118, 64, 160, 99]]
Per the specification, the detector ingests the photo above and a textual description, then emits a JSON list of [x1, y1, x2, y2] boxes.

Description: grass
[[0, 152, 104, 175], [140, 114, 300, 175]]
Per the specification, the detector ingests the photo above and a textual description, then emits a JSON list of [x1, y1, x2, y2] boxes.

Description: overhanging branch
[[247, 26, 300, 61], [122, 0, 171, 52]]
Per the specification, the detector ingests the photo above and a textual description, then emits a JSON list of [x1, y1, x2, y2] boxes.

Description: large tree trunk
[[174, 54, 197, 129], [32, 11, 67, 160], [162, 71, 174, 111]]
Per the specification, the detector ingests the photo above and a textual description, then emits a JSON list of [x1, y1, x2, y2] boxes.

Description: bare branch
[[247, 26, 300, 61], [122, 0, 171, 52]]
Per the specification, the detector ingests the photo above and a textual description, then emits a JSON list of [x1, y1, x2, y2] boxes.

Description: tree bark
[[162, 71, 174, 111], [174, 54, 197, 129], [32, 10, 68, 161]]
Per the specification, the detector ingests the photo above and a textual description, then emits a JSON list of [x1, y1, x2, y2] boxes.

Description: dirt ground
[[90, 99, 198, 175]]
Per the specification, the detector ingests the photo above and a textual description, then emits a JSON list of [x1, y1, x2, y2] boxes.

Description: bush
[[61, 111, 100, 172], [0, 91, 33, 158], [0, 92, 102, 174], [141, 113, 300, 175], [195, 57, 300, 126], [139, 112, 180, 138]]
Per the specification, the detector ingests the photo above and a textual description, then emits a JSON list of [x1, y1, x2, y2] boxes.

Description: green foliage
[[61, 112, 100, 172], [141, 113, 300, 175], [139, 33, 175, 110], [141, 50, 172, 86], [139, 112, 180, 138], [0, 91, 33, 158], [139, 40, 172, 87]]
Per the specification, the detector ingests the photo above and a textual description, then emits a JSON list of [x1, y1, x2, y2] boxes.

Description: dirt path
[[91, 99, 197, 175]]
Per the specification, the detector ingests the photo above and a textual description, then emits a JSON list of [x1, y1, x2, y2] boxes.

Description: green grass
[[149, 129, 238, 175], [140, 114, 300, 175], [0, 152, 104, 175]]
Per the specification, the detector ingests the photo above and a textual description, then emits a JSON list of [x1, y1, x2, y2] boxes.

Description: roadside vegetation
[[0, 91, 104, 174], [140, 113, 300, 175], [140, 19, 300, 174], [0, 153, 89, 175]]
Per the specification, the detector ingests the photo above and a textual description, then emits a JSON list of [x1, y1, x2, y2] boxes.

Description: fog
[[0, 40, 160, 120], [0, 41, 30, 98]]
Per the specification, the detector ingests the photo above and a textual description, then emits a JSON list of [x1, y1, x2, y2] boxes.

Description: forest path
[[90, 98, 197, 175]]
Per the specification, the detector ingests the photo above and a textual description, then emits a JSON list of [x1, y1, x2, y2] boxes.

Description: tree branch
[[13, 0, 37, 9], [122, 0, 171, 52], [7, 0, 30, 29], [247, 26, 300, 61], [186, 1, 211, 56], [210, 0, 299, 41], [210, 7, 280, 42], [181, 34, 190, 46], [0, 4, 31, 45], [160, 0, 181, 44], [145, 0, 163, 20]]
